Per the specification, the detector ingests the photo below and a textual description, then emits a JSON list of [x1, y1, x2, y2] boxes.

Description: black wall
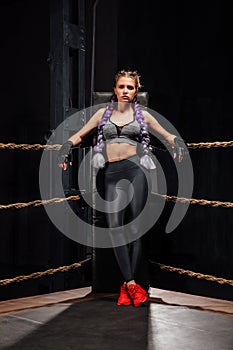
[[0, 0, 232, 301], [0, 0, 91, 301], [0, 0, 52, 300]]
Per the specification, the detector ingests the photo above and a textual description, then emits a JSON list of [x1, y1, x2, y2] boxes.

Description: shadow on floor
[[1, 295, 149, 350]]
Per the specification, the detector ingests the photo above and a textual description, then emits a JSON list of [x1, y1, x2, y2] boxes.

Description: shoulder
[[91, 107, 106, 123], [97, 107, 106, 115], [141, 109, 154, 124]]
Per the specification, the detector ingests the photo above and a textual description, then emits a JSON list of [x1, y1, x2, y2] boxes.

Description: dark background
[[0, 0, 232, 301]]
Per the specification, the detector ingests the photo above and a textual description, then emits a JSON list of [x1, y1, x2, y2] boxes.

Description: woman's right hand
[[57, 140, 73, 171]]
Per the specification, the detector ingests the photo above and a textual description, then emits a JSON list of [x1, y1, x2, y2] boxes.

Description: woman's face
[[114, 77, 137, 103]]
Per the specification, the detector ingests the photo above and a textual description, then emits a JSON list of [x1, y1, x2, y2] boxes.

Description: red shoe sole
[[132, 296, 147, 307], [117, 301, 132, 306]]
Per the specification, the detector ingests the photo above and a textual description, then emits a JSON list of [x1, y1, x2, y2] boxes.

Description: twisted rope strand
[[0, 195, 80, 210], [158, 194, 233, 208], [156, 263, 233, 287], [0, 143, 61, 150], [0, 194, 233, 210], [0, 258, 91, 286], [0, 259, 232, 287], [1, 140, 233, 150], [187, 141, 233, 149]]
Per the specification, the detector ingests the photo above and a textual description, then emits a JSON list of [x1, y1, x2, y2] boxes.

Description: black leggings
[[104, 155, 151, 282]]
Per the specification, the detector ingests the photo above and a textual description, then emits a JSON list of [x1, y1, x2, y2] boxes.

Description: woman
[[58, 70, 186, 307]]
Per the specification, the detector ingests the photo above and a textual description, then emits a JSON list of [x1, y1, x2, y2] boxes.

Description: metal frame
[[48, 0, 92, 291]]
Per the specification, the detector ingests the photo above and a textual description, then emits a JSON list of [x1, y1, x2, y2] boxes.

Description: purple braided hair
[[93, 97, 115, 153], [134, 99, 151, 156]]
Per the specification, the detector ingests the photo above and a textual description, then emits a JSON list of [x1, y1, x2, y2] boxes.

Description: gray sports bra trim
[[102, 116, 141, 146]]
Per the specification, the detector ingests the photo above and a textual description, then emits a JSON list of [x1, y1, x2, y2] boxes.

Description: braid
[[91, 98, 115, 168], [134, 99, 156, 169], [94, 98, 115, 153], [134, 100, 150, 155]]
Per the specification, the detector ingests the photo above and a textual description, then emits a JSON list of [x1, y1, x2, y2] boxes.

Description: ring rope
[[158, 194, 233, 208], [0, 258, 91, 286], [0, 141, 232, 288], [0, 195, 81, 210], [0, 194, 232, 210], [1, 140, 233, 150], [155, 263, 233, 287], [0, 143, 61, 150], [187, 141, 233, 149], [0, 259, 232, 287]]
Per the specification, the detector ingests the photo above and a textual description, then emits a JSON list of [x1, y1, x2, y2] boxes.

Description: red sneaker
[[127, 284, 147, 307], [117, 283, 132, 306], [135, 283, 147, 296]]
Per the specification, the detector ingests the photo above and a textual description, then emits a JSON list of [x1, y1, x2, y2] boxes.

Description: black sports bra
[[102, 116, 141, 146]]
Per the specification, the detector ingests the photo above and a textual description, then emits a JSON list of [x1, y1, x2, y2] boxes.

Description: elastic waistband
[[105, 155, 140, 173]]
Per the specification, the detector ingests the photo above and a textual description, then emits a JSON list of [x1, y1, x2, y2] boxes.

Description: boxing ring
[[0, 139, 233, 350], [0, 139, 233, 288]]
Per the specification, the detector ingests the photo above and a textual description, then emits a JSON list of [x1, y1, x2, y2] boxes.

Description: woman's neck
[[117, 102, 133, 113]]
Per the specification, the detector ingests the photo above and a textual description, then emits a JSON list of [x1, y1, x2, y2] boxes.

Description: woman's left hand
[[172, 137, 188, 162]]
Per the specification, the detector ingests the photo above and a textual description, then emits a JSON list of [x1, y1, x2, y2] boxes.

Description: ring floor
[[0, 287, 232, 350]]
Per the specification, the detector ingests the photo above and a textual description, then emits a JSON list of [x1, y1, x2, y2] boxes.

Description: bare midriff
[[106, 143, 137, 162]]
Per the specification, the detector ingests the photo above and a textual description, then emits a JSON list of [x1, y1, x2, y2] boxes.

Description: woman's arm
[[143, 110, 188, 162], [143, 110, 176, 146], [58, 108, 104, 169], [68, 108, 104, 146]]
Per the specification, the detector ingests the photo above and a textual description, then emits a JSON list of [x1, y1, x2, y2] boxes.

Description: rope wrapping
[[1, 259, 232, 287], [0, 194, 232, 210], [0, 258, 91, 286], [0, 195, 80, 210], [1, 140, 233, 151], [159, 194, 233, 208], [155, 263, 233, 287], [0, 143, 61, 150], [187, 141, 233, 149]]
